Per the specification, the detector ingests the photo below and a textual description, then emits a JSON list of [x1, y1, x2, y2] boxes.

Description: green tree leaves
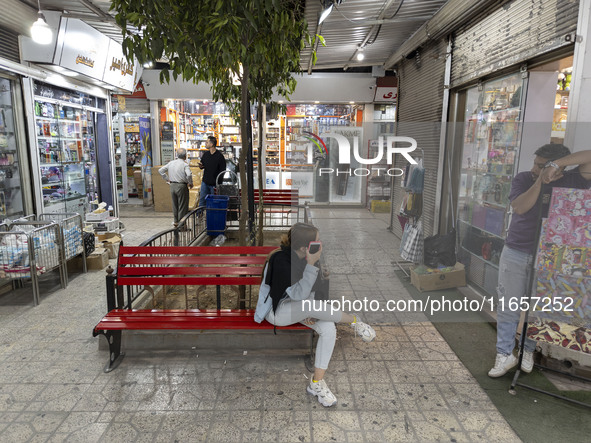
[[110, 0, 315, 243]]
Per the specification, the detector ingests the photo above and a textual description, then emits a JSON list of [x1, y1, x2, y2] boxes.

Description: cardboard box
[[98, 233, 122, 259], [370, 200, 391, 213], [410, 263, 466, 292], [86, 248, 109, 271], [152, 166, 172, 212], [152, 165, 203, 212], [133, 170, 143, 185], [97, 232, 121, 243], [66, 256, 84, 273]]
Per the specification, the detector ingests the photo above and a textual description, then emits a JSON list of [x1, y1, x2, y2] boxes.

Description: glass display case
[[457, 73, 525, 295], [0, 76, 25, 221], [33, 82, 101, 216]]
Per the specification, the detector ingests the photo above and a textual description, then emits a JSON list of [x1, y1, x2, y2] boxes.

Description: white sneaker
[[488, 353, 518, 378], [352, 321, 376, 342], [307, 379, 337, 407], [521, 350, 535, 373]]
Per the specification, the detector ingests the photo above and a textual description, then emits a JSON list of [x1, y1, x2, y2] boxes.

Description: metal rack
[[39, 213, 87, 283], [0, 220, 65, 305]]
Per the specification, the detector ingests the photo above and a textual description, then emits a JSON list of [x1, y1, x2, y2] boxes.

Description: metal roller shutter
[[0, 26, 19, 63], [390, 38, 447, 239], [121, 98, 150, 114], [451, 0, 579, 87]]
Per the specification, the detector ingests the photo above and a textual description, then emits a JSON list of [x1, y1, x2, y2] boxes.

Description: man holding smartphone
[[198, 136, 226, 208]]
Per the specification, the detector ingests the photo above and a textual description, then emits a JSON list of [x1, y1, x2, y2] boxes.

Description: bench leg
[[305, 330, 315, 373], [95, 330, 125, 373]]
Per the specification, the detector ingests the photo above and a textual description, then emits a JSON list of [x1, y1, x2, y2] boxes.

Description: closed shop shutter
[[121, 98, 150, 114], [0, 25, 19, 63], [451, 0, 579, 87], [390, 38, 447, 239]]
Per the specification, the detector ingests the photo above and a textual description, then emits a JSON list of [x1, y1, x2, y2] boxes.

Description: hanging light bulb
[[356, 46, 365, 61], [31, 0, 52, 45]]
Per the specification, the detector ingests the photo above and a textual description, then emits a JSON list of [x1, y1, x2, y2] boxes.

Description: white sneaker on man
[[352, 321, 376, 342], [488, 353, 518, 378], [307, 379, 337, 407], [521, 350, 535, 373]]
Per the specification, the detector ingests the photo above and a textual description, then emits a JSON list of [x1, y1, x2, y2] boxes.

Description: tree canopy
[[111, 0, 312, 108], [111, 0, 315, 245]]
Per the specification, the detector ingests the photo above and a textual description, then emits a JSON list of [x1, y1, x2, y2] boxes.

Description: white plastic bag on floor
[[211, 234, 226, 247]]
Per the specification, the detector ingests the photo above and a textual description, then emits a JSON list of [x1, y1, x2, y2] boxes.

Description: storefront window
[[457, 73, 525, 296], [0, 75, 26, 221]]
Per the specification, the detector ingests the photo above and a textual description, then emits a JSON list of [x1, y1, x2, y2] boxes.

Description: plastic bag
[[423, 228, 456, 268], [211, 234, 227, 247]]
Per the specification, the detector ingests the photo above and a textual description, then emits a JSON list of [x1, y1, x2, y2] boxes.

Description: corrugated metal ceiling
[[14, 0, 448, 71], [302, 0, 447, 71]]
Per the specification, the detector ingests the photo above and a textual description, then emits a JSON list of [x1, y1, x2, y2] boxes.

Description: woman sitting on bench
[[254, 222, 376, 407]]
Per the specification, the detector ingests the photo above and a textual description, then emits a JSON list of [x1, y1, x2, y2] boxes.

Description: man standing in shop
[[198, 136, 227, 208], [488, 144, 591, 378], [159, 148, 193, 227]]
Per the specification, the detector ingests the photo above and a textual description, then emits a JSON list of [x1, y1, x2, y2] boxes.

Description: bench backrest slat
[[119, 246, 277, 255], [118, 266, 264, 276], [118, 276, 262, 286], [119, 256, 268, 266]]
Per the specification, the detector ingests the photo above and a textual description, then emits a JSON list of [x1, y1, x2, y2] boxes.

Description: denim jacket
[[253, 262, 320, 323]]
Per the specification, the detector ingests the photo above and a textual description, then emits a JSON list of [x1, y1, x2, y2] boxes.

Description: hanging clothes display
[[398, 157, 425, 264]]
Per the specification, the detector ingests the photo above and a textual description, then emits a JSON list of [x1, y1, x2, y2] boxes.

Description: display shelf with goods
[[366, 139, 392, 208], [0, 77, 25, 220], [121, 117, 141, 197], [456, 72, 525, 295], [551, 67, 572, 143], [161, 101, 242, 164], [264, 119, 281, 166], [34, 97, 98, 215], [112, 116, 126, 202]]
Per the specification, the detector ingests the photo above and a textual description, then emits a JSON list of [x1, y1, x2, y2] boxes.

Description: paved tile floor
[[0, 206, 520, 442]]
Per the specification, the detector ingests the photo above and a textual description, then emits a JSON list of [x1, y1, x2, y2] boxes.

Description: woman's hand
[[306, 243, 322, 265]]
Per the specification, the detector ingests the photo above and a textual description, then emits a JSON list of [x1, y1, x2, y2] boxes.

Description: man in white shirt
[[159, 148, 193, 226]]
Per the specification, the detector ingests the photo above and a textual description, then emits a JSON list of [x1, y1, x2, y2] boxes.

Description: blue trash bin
[[205, 194, 229, 235]]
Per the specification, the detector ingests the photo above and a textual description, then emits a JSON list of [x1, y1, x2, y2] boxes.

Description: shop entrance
[[447, 54, 574, 298]]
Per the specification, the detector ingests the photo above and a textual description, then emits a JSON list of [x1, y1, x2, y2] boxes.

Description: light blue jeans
[[496, 246, 537, 355], [265, 293, 343, 370], [199, 182, 216, 208]]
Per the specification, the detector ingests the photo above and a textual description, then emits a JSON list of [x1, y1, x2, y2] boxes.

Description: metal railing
[[108, 200, 311, 310]]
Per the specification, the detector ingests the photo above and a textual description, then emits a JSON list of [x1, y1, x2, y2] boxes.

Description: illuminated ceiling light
[[319, 2, 333, 24], [314, 101, 320, 104], [349, 101, 355, 104], [143, 61, 154, 68], [31, 0, 52, 45], [356, 46, 365, 61]]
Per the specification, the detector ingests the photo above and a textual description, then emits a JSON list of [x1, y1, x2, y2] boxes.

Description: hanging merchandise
[[400, 221, 423, 263], [527, 187, 591, 354]]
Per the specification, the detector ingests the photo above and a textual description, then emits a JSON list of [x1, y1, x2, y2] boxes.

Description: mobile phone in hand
[[308, 241, 322, 254]]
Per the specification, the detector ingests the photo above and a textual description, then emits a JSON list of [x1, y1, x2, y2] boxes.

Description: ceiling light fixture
[[143, 62, 154, 68], [356, 46, 365, 61], [319, 1, 334, 24], [31, 0, 53, 45]]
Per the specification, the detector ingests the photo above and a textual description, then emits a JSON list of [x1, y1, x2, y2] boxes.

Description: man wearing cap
[[159, 148, 193, 227]]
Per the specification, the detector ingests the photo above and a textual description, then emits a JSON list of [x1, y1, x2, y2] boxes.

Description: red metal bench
[[93, 245, 312, 372]]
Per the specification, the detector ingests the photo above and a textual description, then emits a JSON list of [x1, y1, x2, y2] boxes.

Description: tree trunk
[[238, 64, 250, 247], [257, 97, 264, 246]]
